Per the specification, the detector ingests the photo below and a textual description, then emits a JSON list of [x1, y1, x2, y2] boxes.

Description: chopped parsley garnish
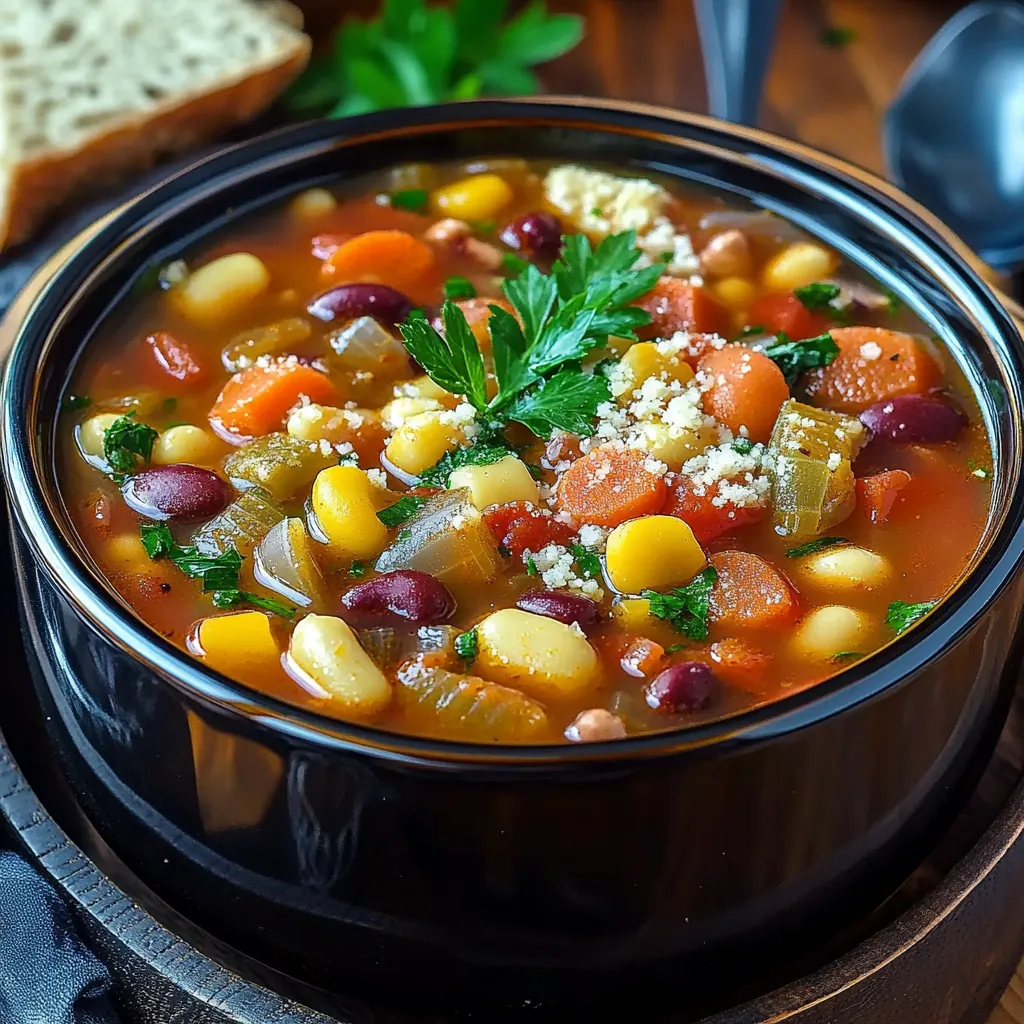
[[571, 543, 602, 579], [968, 459, 991, 480], [501, 252, 531, 276], [102, 412, 159, 479], [664, 643, 686, 654], [886, 600, 937, 635], [732, 437, 754, 455], [526, 556, 539, 577], [139, 523, 295, 618], [590, 206, 604, 217], [455, 628, 478, 661], [399, 229, 663, 441], [348, 562, 366, 578], [211, 589, 297, 619], [389, 188, 429, 212], [162, 397, 178, 415], [377, 495, 429, 528], [643, 566, 718, 641], [417, 443, 515, 487], [821, 25, 856, 48], [398, 529, 413, 541], [444, 276, 477, 300], [659, 250, 674, 264], [885, 289, 903, 316], [62, 395, 92, 411], [337, 450, 359, 466], [831, 651, 863, 664], [785, 536, 848, 558], [732, 324, 766, 341], [763, 331, 839, 387], [793, 282, 841, 312]]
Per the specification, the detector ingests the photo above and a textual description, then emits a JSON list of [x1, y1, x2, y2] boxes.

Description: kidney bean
[[499, 212, 563, 260], [121, 465, 231, 521], [645, 662, 720, 713], [342, 570, 456, 625], [859, 394, 966, 444], [516, 589, 599, 627], [307, 283, 413, 325], [564, 708, 627, 743]]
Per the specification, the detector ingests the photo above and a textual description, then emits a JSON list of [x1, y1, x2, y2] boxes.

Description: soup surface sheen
[[59, 159, 992, 744]]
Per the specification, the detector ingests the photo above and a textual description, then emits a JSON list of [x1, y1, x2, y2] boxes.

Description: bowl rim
[[5, 96, 1024, 767]]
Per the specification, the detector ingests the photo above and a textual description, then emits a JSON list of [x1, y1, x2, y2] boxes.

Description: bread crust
[[0, 34, 310, 250]]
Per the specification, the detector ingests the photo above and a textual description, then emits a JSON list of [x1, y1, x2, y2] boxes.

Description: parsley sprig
[[643, 566, 718, 641], [285, 0, 583, 118], [886, 599, 936, 635], [102, 412, 159, 480], [399, 230, 663, 440], [140, 523, 296, 619], [764, 331, 840, 387]]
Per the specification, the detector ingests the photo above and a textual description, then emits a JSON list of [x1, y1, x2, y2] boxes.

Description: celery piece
[[225, 432, 337, 502], [374, 488, 501, 586], [768, 399, 867, 539], [191, 487, 284, 558]]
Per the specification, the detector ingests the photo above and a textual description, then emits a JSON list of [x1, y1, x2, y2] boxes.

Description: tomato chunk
[[146, 331, 205, 384], [483, 502, 575, 558], [662, 477, 766, 544], [856, 469, 912, 524]]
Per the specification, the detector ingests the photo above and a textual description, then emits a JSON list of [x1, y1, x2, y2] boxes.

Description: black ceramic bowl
[[5, 99, 1024, 1020]]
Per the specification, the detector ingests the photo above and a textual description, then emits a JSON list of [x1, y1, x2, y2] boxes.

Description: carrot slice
[[662, 477, 766, 544], [322, 230, 435, 292], [209, 360, 338, 441], [708, 551, 799, 630], [856, 469, 912, 524], [803, 326, 940, 413], [620, 638, 666, 678], [709, 637, 774, 695], [146, 331, 205, 384], [698, 344, 789, 443], [636, 278, 729, 340], [557, 447, 668, 527], [747, 292, 831, 340]]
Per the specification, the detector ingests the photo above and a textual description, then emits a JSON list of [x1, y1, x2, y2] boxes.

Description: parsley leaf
[[390, 188, 429, 212], [399, 300, 488, 410], [886, 600, 937, 634], [444, 276, 477, 300], [785, 536, 848, 559], [885, 289, 903, 316], [455, 628, 478, 661], [503, 371, 611, 437], [821, 25, 856, 48], [526, 556, 539, 576], [349, 562, 367, 578], [103, 412, 159, 478], [643, 567, 718, 641], [571, 543, 602, 579], [793, 282, 841, 312], [212, 589, 297, 619], [732, 438, 754, 455], [139, 523, 175, 559], [502, 252, 531, 276], [764, 331, 840, 387], [62, 395, 92, 411], [968, 459, 991, 480], [417, 443, 514, 487], [377, 495, 429, 527], [831, 651, 864, 664]]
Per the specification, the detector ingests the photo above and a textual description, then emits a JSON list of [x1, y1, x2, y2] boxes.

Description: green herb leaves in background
[[285, 0, 584, 118]]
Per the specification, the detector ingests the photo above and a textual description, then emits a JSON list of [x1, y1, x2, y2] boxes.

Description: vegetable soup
[[58, 159, 992, 744]]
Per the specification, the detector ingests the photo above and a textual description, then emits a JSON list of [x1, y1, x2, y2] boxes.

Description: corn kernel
[[475, 609, 598, 701], [790, 605, 870, 660], [614, 342, 694, 405], [431, 174, 514, 221], [384, 411, 462, 476], [605, 515, 706, 594], [76, 412, 121, 461], [197, 611, 281, 678], [287, 614, 391, 715], [762, 243, 838, 292], [449, 455, 539, 509], [170, 253, 271, 326], [152, 425, 217, 465], [799, 545, 892, 591], [289, 188, 337, 219], [711, 276, 757, 310], [311, 466, 389, 559]]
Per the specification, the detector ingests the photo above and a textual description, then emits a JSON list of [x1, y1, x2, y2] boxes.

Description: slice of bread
[[0, 0, 311, 250]]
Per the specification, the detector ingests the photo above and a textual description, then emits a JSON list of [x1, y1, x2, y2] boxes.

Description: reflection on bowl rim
[[4, 97, 1024, 766]]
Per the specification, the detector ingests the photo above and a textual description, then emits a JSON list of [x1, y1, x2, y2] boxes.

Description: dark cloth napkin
[[0, 851, 120, 1024]]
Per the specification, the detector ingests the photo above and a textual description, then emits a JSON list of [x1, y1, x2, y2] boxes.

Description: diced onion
[[330, 316, 408, 371]]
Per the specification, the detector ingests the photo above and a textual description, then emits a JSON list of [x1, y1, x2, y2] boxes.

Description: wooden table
[[297, 1, 1016, 1019]]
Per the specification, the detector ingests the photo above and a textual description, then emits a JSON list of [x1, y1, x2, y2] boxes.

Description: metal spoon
[[693, 0, 784, 125], [885, 0, 1024, 272]]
